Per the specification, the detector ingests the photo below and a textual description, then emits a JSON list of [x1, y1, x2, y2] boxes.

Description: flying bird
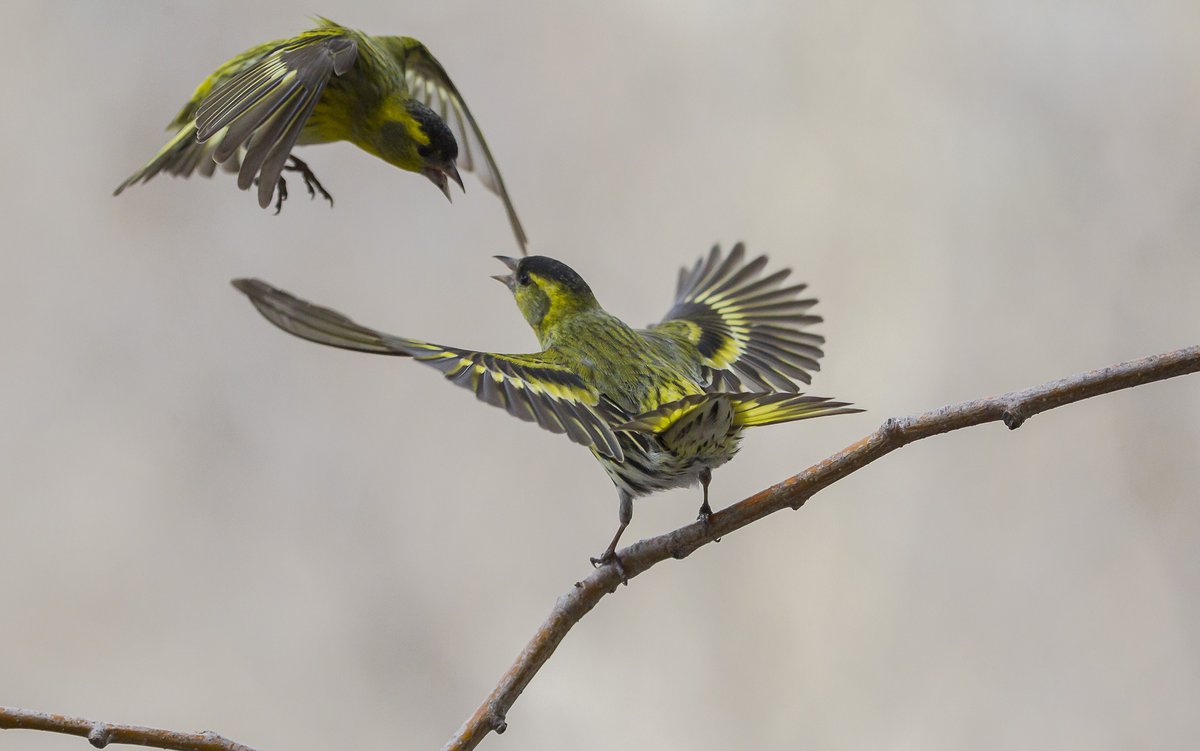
[[115, 17, 527, 252], [233, 244, 859, 576]]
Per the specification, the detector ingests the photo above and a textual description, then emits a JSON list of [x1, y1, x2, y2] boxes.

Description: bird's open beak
[[492, 255, 519, 290], [423, 164, 465, 203], [447, 163, 465, 193], [427, 167, 453, 200]]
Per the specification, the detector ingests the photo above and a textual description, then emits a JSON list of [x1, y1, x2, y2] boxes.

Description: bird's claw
[[590, 551, 628, 585], [272, 176, 288, 215], [284, 157, 334, 207]]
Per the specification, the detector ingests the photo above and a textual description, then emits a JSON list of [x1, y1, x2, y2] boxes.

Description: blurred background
[[3, 1, 1199, 749]]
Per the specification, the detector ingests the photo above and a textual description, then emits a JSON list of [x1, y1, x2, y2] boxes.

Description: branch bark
[[441, 344, 1200, 750], [2, 346, 1197, 751], [0, 707, 258, 751]]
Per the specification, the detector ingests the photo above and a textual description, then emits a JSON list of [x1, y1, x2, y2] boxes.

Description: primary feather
[[649, 243, 826, 391], [231, 279, 622, 460]]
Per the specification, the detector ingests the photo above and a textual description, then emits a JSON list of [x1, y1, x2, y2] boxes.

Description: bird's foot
[[284, 157, 334, 207], [697, 501, 721, 543], [272, 176, 288, 215], [590, 550, 628, 585]]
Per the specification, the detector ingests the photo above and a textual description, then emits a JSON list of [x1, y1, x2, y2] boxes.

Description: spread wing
[[193, 28, 359, 209], [390, 37, 528, 252], [647, 243, 826, 392], [114, 42, 281, 196], [232, 279, 622, 460]]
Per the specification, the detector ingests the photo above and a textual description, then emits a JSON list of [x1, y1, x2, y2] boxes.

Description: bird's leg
[[283, 156, 334, 207], [590, 490, 632, 584], [697, 468, 713, 522], [697, 468, 720, 542]]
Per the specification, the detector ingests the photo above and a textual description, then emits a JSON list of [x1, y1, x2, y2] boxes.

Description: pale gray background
[[3, 2, 1199, 749]]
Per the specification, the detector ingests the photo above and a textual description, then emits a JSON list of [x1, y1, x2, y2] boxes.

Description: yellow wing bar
[[232, 279, 622, 459], [650, 243, 826, 392]]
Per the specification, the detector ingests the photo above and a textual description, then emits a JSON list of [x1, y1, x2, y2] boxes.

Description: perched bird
[[115, 17, 527, 252], [233, 244, 859, 576]]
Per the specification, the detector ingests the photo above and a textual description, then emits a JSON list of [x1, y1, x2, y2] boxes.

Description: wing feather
[[231, 279, 622, 459], [648, 243, 827, 392], [391, 37, 528, 252], [194, 32, 358, 208]]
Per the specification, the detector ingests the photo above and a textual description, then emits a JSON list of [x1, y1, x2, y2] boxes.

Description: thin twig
[[441, 345, 1200, 750], [2, 347, 1197, 751], [0, 706, 258, 751]]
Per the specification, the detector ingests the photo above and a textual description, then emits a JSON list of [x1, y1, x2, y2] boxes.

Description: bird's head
[[406, 100, 463, 201], [493, 256, 600, 341]]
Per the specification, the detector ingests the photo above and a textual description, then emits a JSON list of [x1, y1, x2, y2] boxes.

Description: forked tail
[[616, 392, 862, 433]]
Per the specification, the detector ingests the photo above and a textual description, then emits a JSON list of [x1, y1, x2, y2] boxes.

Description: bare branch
[[3, 347, 1197, 751], [442, 345, 1200, 750], [0, 706, 258, 751]]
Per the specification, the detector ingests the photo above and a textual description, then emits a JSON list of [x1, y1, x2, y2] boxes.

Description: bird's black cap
[[519, 256, 593, 295], [406, 100, 458, 162]]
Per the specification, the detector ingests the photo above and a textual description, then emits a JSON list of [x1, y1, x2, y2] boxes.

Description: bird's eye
[[517, 269, 531, 286]]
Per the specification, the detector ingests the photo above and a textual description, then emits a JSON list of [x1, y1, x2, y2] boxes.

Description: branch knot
[[882, 417, 907, 441], [488, 711, 507, 734], [86, 723, 111, 749], [1001, 405, 1025, 430]]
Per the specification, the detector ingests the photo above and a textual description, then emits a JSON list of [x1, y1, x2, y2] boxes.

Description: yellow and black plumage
[[232, 244, 859, 573], [115, 17, 527, 252]]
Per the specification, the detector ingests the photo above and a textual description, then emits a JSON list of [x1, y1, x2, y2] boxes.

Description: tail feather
[[616, 392, 861, 433], [732, 392, 862, 427], [114, 123, 241, 196]]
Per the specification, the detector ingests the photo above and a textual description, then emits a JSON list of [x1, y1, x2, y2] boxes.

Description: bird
[[232, 244, 860, 577], [114, 17, 527, 252]]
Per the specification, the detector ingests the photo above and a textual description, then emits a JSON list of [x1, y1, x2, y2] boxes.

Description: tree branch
[[441, 344, 1200, 751], [3, 347, 1197, 751], [0, 706, 258, 751]]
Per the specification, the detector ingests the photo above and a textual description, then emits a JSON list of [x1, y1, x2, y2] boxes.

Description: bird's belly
[[299, 98, 356, 145], [597, 420, 743, 499], [294, 130, 330, 146], [296, 121, 342, 146]]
